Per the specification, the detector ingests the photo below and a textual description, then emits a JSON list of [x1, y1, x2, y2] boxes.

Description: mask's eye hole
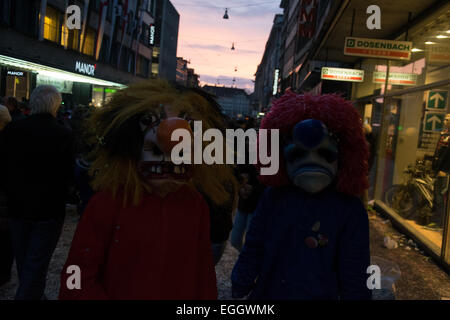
[[285, 145, 307, 161], [317, 147, 338, 163], [140, 113, 158, 128]]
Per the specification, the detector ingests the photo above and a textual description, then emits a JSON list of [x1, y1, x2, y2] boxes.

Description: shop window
[[92, 87, 104, 108], [350, 11, 450, 260], [372, 88, 450, 255], [43, 6, 60, 43]]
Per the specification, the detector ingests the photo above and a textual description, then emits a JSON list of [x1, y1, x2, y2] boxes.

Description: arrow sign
[[427, 90, 448, 110], [427, 115, 442, 130], [430, 93, 444, 107], [424, 112, 445, 132]]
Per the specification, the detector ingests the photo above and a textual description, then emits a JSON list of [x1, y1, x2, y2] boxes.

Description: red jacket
[[59, 185, 217, 300]]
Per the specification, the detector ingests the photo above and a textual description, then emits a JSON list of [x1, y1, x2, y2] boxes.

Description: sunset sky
[[170, 0, 283, 93]]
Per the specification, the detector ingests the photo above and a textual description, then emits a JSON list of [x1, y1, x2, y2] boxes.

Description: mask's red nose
[[156, 117, 192, 154]]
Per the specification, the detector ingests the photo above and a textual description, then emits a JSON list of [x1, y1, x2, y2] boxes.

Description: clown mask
[[283, 119, 338, 194], [138, 104, 194, 181]]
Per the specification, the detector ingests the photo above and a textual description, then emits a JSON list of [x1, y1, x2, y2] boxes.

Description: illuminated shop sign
[[75, 61, 96, 76], [427, 44, 450, 63], [273, 69, 280, 95], [149, 24, 156, 46], [344, 37, 412, 60], [372, 71, 417, 86], [7, 70, 25, 76], [321, 67, 364, 82]]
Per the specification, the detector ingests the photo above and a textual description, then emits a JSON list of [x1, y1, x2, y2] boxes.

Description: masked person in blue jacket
[[231, 92, 371, 300]]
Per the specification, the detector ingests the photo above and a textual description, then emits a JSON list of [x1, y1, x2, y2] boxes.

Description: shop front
[[348, 8, 450, 269], [292, 0, 450, 270], [0, 54, 126, 108]]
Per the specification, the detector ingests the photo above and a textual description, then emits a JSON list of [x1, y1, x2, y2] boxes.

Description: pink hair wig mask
[[257, 91, 369, 197]]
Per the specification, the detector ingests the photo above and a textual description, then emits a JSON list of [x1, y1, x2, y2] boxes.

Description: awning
[[0, 54, 126, 88], [314, 0, 449, 64]]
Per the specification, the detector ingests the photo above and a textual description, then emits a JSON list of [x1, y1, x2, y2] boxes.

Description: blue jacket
[[231, 186, 371, 300]]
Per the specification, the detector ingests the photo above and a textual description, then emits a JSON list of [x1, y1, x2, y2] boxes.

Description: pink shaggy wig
[[258, 91, 369, 197]]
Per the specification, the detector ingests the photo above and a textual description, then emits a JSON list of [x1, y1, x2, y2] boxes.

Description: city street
[[1, 206, 449, 300], [0, 0, 450, 305]]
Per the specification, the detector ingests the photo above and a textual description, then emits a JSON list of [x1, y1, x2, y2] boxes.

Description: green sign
[[423, 112, 446, 132], [426, 90, 448, 110]]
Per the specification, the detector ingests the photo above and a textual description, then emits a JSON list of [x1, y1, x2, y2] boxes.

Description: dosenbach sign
[[321, 67, 364, 82], [373, 71, 417, 86], [344, 37, 412, 60]]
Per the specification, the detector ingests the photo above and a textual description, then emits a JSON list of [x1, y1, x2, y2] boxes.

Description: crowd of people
[[0, 83, 265, 300]]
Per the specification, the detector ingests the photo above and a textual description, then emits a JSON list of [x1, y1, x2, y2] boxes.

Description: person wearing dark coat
[[0, 104, 13, 287], [231, 93, 371, 300], [5, 97, 25, 122], [230, 164, 265, 252], [2, 85, 75, 300]]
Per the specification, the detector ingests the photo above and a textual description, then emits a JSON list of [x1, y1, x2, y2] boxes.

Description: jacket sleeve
[[231, 189, 269, 298], [59, 192, 116, 300], [337, 198, 372, 300], [197, 196, 218, 299]]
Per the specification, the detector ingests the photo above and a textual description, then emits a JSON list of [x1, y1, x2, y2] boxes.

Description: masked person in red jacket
[[59, 80, 236, 300]]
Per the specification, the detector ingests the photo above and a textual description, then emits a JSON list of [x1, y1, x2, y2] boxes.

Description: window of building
[[152, 63, 159, 76], [152, 46, 160, 58], [43, 6, 60, 43], [136, 56, 149, 77], [81, 28, 96, 56]]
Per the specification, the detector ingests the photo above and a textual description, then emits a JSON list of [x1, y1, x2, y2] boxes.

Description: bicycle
[[384, 157, 435, 222]]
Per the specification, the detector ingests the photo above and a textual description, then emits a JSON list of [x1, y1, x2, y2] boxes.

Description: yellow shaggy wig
[[86, 79, 238, 207]]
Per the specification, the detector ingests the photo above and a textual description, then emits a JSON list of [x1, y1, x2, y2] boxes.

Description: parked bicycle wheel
[[384, 185, 418, 218]]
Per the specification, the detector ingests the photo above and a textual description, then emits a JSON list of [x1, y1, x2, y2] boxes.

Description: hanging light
[[223, 8, 229, 19], [235, 66, 237, 72], [231, 42, 235, 50]]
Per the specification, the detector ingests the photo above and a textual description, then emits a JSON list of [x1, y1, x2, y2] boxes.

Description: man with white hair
[[1, 85, 75, 300]]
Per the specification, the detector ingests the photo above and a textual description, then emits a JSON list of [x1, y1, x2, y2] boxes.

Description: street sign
[[344, 37, 412, 60], [426, 90, 448, 110], [321, 67, 364, 82], [423, 112, 446, 132], [372, 71, 417, 86]]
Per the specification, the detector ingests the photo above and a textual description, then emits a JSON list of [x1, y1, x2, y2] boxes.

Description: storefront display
[[0, 54, 125, 107], [349, 9, 450, 268]]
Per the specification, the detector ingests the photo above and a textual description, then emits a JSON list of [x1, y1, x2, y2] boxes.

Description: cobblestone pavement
[[1, 206, 449, 300]]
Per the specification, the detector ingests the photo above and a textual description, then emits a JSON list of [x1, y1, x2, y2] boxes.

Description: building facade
[[175, 57, 188, 86], [275, 0, 450, 271], [254, 14, 283, 112], [0, 0, 157, 107], [151, 0, 179, 81], [186, 68, 199, 88], [203, 85, 252, 119]]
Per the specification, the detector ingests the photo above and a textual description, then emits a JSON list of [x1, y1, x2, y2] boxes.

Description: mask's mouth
[[139, 161, 193, 180], [293, 163, 333, 178]]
